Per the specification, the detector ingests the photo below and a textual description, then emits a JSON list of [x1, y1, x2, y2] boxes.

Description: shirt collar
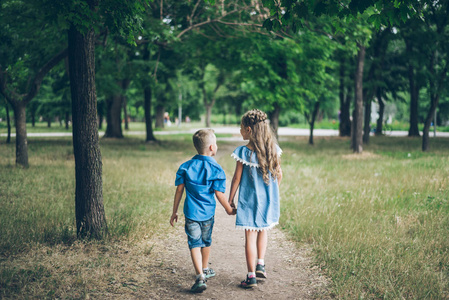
[[192, 154, 216, 163]]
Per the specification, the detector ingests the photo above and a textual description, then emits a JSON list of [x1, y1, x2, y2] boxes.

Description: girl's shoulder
[[231, 145, 259, 167]]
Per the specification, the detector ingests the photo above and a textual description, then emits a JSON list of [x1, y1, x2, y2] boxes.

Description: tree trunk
[[422, 94, 439, 151], [68, 21, 107, 239], [375, 89, 385, 136], [47, 118, 51, 128], [144, 86, 156, 142], [123, 95, 129, 130], [155, 104, 164, 128], [31, 109, 36, 127], [408, 65, 420, 137], [308, 101, 320, 145], [205, 104, 212, 128], [352, 45, 365, 153], [339, 59, 351, 137], [65, 112, 70, 130], [104, 94, 124, 138], [122, 79, 130, 131], [363, 99, 371, 144], [6, 103, 11, 144], [13, 102, 29, 167], [269, 103, 280, 137]]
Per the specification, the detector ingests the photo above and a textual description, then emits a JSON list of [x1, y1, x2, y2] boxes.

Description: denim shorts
[[185, 216, 214, 249]]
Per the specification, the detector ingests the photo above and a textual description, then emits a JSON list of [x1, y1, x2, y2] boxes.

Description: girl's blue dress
[[231, 145, 282, 231]]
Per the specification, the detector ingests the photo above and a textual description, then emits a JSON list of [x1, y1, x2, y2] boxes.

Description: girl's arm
[[228, 161, 243, 207], [170, 184, 185, 226]]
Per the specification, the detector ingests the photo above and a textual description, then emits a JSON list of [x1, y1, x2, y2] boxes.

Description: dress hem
[[235, 222, 278, 231]]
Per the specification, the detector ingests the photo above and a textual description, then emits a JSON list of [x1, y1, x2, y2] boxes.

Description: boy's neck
[[197, 152, 214, 157]]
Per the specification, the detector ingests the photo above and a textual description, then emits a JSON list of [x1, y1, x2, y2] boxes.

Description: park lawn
[[276, 136, 449, 299], [0, 134, 448, 298]]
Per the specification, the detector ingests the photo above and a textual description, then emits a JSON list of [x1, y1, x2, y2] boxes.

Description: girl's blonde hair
[[241, 109, 280, 184]]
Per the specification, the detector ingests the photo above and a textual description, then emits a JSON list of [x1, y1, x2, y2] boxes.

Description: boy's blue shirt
[[175, 154, 226, 221]]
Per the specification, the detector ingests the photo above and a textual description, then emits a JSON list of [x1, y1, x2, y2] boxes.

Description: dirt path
[[143, 206, 329, 299]]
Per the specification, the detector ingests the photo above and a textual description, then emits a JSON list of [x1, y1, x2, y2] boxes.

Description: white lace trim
[[231, 153, 259, 168], [278, 148, 283, 157], [235, 222, 278, 231]]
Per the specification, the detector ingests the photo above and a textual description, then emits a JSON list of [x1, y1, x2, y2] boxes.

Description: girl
[[228, 109, 283, 288]]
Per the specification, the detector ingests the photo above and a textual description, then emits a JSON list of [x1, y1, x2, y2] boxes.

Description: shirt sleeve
[[210, 165, 226, 193], [175, 166, 185, 186]]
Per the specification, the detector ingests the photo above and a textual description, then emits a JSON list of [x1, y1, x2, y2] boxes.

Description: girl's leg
[[245, 230, 258, 272], [256, 230, 268, 261]]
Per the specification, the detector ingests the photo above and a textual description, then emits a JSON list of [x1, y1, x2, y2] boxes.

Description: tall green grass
[[279, 137, 449, 299], [0, 136, 193, 256]]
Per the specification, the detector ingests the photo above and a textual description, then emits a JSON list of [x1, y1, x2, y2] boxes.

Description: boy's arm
[[215, 190, 236, 215], [170, 184, 185, 226], [228, 161, 243, 207]]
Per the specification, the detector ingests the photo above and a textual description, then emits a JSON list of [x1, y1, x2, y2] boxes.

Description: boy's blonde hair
[[193, 129, 216, 154], [241, 109, 280, 184]]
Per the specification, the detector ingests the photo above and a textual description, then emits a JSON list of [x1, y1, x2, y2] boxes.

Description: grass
[[279, 136, 449, 299], [1, 134, 448, 298]]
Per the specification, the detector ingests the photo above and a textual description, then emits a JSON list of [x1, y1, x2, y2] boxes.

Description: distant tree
[[0, 1, 67, 167]]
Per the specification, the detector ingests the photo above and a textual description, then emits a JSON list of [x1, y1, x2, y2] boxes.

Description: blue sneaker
[[191, 277, 207, 293], [203, 268, 216, 278], [241, 275, 257, 288], [256, 264, 267, 278]]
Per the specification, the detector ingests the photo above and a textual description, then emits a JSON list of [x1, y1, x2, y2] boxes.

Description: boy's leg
[[190, 247, 203, 275]]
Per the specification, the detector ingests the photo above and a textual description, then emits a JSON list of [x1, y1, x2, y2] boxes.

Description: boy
[[170, 129, 235, 293]]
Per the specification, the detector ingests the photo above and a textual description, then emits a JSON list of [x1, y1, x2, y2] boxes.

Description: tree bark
[[68, 21, 107, 239], [142, 46, 156, 141], [269, 103, 280, 138], [339, 58, 351, 137], [65, 112, 70, 130], [408, 63, 420, 137], [122, 79, 130, 131], [375, 88, 385, 136], [6, 103, 11, 144], [155, 104, 164, 128], [363, 99, 371, 144], [104, 94, 124, 138], [308, 100, 320, 145], [351, 45, 365, 153], [422, 94, 439, 151], [144, 86, 156, 142], [205, 104, 212, 128], [12, 102, 28, 167], [123, 95, 129, 130]]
